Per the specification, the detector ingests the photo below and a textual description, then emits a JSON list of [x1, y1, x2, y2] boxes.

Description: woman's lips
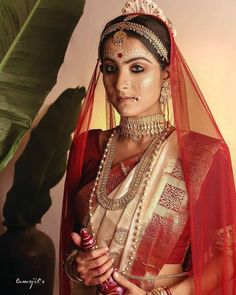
[[117, 96, 138, 102]]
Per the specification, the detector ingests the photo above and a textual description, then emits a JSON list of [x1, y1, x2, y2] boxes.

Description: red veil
[[59, 13, 236, 295]]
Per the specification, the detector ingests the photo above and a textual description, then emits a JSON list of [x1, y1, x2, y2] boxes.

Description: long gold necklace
[[96, 127, 169, 210]]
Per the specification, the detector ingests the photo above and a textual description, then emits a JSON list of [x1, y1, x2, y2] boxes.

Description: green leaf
[[0, 0, 86, 171], [3, 87, 86, 227]]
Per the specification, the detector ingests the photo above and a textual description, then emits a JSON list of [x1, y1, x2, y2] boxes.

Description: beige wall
[[0, 1, 235, 294]]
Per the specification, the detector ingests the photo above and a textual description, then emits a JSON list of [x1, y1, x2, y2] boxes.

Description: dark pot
[[0, 225, 55, 295]]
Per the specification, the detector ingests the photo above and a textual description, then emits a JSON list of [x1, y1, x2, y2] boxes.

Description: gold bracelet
[[64, 249, 83, 283]]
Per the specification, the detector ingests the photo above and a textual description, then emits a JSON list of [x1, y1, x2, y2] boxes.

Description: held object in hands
[[80, 228, 125, 295]]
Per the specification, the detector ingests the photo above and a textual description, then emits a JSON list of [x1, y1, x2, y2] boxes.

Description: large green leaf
[[0, 0, 85, 171], [3, 87, 85, 227]]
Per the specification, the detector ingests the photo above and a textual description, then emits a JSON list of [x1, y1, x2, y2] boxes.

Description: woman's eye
[[131, 65, 144, 72], [103, 64, 117, 73]]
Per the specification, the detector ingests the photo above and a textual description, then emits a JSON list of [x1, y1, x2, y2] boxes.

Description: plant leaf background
[[0, 0, 85, 171], [3, 87, 85, 227]]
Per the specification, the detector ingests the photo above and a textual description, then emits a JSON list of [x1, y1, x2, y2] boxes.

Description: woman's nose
[[115, 70, 129, 92]]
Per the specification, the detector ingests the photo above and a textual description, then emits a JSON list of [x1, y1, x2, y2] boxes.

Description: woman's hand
[[112, 271, 146, 295], [71, 232, 114, 286]]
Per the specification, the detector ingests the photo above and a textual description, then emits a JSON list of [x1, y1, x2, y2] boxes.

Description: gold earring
[[160, 79, 171, 123], [160, 79, 170, 104]]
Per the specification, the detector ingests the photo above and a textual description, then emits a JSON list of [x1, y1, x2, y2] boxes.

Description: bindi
[[103, 48, 157, 64]]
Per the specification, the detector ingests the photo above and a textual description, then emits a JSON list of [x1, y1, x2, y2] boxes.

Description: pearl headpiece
[[100, 21, 169, 62], [122, 0, 177, 37]]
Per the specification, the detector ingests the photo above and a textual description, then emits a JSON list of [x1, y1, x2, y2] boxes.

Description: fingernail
[[113, 271, 119, 278], [71, 232, 77, 238]]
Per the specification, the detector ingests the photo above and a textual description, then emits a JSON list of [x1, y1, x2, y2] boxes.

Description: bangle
[[163, 287, 172, 295], [149, 286, 172, 295], [64, 249, 83, 283]]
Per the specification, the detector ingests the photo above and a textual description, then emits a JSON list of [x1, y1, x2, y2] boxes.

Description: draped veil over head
[[60, 1, 236, 294]]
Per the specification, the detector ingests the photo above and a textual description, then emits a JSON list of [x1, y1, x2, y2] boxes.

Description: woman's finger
[[85, 252, 111, 269], [112, 271, 134, 290], [87, 257, 114, 280], [71, 232, 81, 247], [84, 266, 114, 286], [75, 246, 109, 264], [75, 252, 110, 276]]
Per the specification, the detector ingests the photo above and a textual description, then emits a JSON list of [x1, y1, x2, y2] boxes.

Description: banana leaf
[[0, 0, 85, 171], [3, 87, 86, 227]]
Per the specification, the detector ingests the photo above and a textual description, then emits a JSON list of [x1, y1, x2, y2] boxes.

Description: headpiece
[[99, 0, 176, 63], [122, 0, 176, 36], [100, 21, 169, 62]]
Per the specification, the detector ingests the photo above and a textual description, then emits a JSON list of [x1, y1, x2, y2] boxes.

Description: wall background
[[0, 1, 235, 294]]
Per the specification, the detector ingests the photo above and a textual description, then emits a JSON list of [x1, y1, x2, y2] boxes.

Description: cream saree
[[72, 131, 189, 294]]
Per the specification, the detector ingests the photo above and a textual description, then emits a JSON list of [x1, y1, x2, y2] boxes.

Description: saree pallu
[[72, 131, 189, 294]]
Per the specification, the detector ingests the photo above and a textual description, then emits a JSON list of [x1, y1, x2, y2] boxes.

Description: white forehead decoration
[[122, 0, 176, 37]]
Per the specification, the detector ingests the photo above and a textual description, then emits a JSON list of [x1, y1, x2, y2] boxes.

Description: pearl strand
[[88, 130, 117, 236], [122, 127, 170, 274]]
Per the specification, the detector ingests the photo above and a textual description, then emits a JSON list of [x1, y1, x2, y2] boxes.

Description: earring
[[160, 79, 171, 123], [160, 79, 170, 104]]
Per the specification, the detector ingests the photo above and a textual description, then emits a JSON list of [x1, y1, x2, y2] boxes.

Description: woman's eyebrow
[[124, 57, 153, 64], [102, 57, 116, 63], [102, 57, 153, 64]]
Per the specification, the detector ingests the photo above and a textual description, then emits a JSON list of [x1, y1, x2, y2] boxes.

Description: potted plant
[[0, 87, 85, 294]]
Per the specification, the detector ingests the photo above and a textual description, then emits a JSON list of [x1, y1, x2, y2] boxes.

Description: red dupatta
[[170, 33, 236, 294], [60, 13, 236, 295]]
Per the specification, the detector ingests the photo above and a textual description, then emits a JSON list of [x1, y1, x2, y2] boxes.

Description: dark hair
[[98, 14, 171, 69]]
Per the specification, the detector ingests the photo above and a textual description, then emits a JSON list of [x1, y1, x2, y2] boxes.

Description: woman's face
[[101, 35, 168, 117]]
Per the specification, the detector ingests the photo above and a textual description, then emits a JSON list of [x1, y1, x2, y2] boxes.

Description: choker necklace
[[119, 113, 166, 142]]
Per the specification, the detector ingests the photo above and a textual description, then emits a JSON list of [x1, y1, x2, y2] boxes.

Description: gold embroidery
[[170, 159, 185, 180], [182, 133, 220, 201], [158, 183, 186, 212], [214, 225, 235, 256], [145, 214, 172, 243], [114, 228, 129, 246]]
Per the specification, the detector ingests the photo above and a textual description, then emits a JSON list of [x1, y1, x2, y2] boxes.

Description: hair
[[98, 14, 171, 69]]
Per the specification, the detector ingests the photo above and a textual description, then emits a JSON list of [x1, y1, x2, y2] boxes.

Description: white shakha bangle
[[64, 249, 83, 283]]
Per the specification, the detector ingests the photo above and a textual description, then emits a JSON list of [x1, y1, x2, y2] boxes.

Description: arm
[[110, 253, 234, 295], [170, 254, 234, 295]]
